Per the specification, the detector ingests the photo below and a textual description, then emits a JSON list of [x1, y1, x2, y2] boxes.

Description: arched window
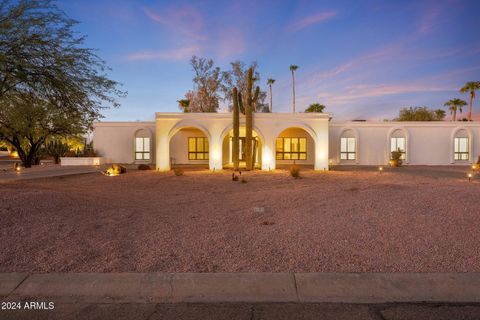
[[135, 129, 151, 160], [390, 130, 406, 160], [453, 129, 469, 161], [340, 130, 356, 161]]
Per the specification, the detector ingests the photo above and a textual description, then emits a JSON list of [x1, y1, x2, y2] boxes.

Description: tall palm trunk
[[291, 70, 296, 113], [453, 109, 456, 122], [269, 83, 273, 112], [232, 87, 240, 169], [468, 93, 473, 121], [245, 70, 253, 170]]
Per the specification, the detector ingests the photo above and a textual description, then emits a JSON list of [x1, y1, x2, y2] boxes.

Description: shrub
[[137, 164, 151, 170], [390, 149, 403, 167], [173, 167, 184, 176], [289, 164, 300, 178], [241, 177, 247, 183], [260, 220, 275, 226], [45, 140, 70, 164]]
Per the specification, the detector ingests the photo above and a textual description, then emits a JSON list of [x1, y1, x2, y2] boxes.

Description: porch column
[[209, 132, 222, 171], [313, 122, 329, 171], [155, 119, 174, 171], [261, 133, 276, 171]]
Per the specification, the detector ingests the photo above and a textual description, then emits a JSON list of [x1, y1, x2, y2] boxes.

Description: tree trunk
[[269, 84, 273, 113], [232, 87, 240, 170], [469, 93, 473, 121], [292, 71, 296, 113], [453, 110, 456, 122]]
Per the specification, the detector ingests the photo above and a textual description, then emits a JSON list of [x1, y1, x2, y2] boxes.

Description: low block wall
[[60, 157, 108, 166]]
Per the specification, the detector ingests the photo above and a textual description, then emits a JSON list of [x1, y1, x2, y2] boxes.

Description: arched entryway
[[168, 126, 210, 168], [275, 127, 316, 168], [221, 127, 263, 169]]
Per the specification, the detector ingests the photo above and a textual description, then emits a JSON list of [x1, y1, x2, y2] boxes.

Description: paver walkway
[[1, 273, 480, 319]]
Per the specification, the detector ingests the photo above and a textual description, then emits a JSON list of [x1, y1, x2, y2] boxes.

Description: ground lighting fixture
[[378, 166, 383, 174], [468, 172, 473, 182]]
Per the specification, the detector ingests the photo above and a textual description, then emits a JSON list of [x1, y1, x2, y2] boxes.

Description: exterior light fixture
[[14, 163, 21, 172], [472, 164, 477, 171], [468, 173, 473, 182], [378, 166, 383, 174]]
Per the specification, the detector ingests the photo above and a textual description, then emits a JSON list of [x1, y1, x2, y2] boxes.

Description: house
[[93, 112, 479, 170]]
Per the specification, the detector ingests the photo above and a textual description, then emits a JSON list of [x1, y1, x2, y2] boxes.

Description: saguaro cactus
[[232, 86, 240, 169], [245, 68, 260, 171]]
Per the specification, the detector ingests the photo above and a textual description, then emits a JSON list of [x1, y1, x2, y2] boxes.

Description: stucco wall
[[93, 122, 155, 164], [329, 122, 479, 165]]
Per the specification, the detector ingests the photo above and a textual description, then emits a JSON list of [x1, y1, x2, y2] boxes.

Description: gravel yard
[[0, 166, 479, 273]]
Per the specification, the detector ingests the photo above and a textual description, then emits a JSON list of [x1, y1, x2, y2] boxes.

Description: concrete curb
[[1, 273, 480, 303]]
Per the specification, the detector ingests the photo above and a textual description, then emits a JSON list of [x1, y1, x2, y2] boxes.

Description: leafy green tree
[[394, 107, 446, 121], [460, 81, 480, 121], [305, 103, 325, 113], [223, 61, 268, 113], [0, 0, 124, 167], [444, 98, 467, 122], [289, 65, 299, 112]]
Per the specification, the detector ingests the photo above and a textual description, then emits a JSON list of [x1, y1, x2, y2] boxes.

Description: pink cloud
[[127, 46, 201, 61], [143, 7, 207, 41], [289, 11, 337, 32]]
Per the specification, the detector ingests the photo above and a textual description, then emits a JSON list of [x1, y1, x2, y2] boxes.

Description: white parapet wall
[[60, 157, 109, 166]]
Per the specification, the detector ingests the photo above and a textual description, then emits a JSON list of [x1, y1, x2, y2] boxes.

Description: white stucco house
[[93, 112, 480, 171]]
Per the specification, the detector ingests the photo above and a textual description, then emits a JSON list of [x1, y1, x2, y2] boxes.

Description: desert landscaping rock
[[0, 166, 479, 273]]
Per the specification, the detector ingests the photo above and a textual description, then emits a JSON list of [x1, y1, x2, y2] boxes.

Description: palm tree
[[460, 81, 480, 121], [267, 78, 275, 112], [289, 65, 299, 112], [444, 98, 467, 122]]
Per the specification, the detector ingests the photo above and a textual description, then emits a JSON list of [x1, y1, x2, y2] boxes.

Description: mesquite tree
[[0, 0, 124, 167]]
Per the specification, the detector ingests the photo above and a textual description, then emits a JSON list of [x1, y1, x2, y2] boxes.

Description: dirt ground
[[0, 166, 479, 273]]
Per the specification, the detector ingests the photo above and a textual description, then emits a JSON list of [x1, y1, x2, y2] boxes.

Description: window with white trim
[[135, 137, 150, 160], [390, 137, 406, 160], [340, 137, 356, 160], [454, 137, 469, 161]]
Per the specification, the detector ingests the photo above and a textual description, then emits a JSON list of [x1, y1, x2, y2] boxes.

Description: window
[[454, 137, 469, 161], [135, 137, 150, 160], [188, 137, 209, 160], [340, 137, 356, 160], [390, 137, 406, 160], [276, 137, 307, 160]]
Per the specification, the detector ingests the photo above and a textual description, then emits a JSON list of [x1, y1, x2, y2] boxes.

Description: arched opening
[[339, 129, 358, 163], [452, 128, 470, 162], [134, 129, 152, 163], [389, 129, 407, 161], [222, 127, 262, 169], [169, 126, 209, 168], [275, 127, 315, 168]]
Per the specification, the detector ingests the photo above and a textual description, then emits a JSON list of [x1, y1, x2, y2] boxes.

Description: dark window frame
[[275, 137, 307, 160], [135, 137, 150, 160], [188, 137, 209, 160], [390, 137, 406, 160], [340, 137, 356, 160], [454, 137, 469, 161]]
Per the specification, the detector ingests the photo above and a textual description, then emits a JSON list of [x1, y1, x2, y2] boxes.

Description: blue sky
[[58, 0, 480, 121]]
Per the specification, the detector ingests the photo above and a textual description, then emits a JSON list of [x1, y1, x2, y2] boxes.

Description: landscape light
[[468, 173, 472, 182], [378, 166, 383, 174], [472, 164, 477, 171]]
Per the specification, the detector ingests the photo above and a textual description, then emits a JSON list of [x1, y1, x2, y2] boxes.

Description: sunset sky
[[58, 0, 480, 121]]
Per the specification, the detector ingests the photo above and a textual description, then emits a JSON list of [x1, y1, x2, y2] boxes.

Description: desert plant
[[290, 163, 300, 178], [244, 67, 260, 170], [137, 164, 151, 170], [241, 177, 247, 183], [267, 78, 275, 112], [45, 140, 70, 164], [232, 86, 240, 170], [305, 103, 325, 113], [103, 164, 126, 176], [290, 65, 299, 112], [390, 148, 403, 167], [460, 81, 480, 121], [173, 167, 184, 176], [444, 98, 467, 122]]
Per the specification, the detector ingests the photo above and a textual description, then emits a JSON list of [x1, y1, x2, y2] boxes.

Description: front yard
[[0, 166, 479, 273]]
